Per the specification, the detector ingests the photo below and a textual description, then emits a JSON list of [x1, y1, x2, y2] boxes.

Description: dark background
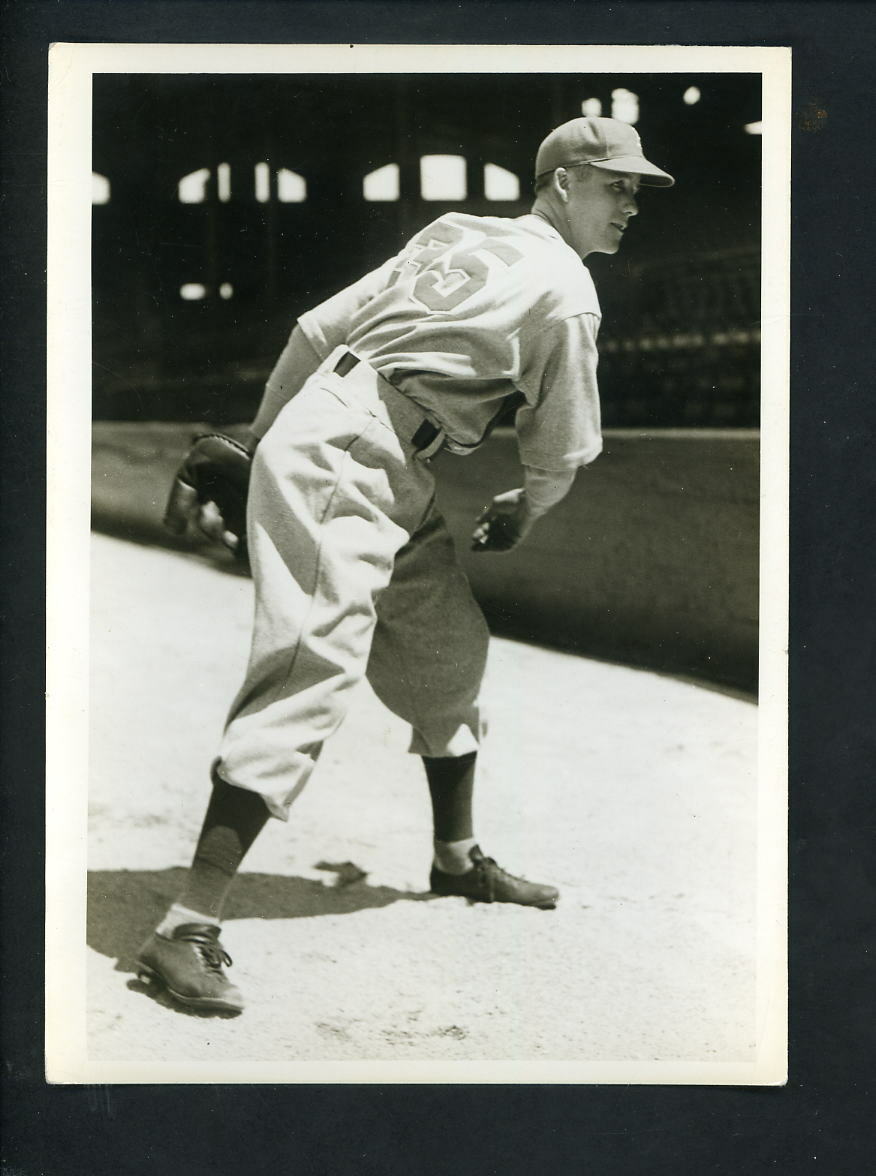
[[92, 71, 761, 426], [2, 2, 874, 1174]]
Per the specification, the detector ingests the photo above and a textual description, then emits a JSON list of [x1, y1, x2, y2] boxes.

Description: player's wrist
[[515, 489, 536, 522], [515, 489, 540, 528]]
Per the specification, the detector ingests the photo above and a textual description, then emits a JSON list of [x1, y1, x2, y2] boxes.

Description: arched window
[[362, 156, 519, 204], [365, 156, 522, 203], [179, 163, 307, 203]]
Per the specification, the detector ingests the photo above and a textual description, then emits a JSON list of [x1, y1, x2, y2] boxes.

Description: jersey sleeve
[[296, 256, 399, 359], [249, 325, 323, 440], [515, 312, 603, 472], [522, 465, 577, 518]]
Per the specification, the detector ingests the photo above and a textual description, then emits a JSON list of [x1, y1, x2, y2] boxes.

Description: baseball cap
[[535, 116, 675, 187]]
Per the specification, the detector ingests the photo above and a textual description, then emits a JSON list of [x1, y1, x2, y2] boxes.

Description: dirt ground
[[85, 532, 757, 1071]]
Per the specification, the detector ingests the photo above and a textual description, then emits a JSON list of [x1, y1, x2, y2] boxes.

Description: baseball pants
[[217, 348, 490, 819]]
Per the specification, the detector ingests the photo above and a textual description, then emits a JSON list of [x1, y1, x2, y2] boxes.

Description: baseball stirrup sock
[[176, 775, 270, 920], [423, 751, 477, 845]]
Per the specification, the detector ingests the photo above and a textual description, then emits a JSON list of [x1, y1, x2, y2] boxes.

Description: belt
[[332, 351, 445, 460]]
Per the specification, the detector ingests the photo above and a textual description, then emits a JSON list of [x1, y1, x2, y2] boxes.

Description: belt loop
[[333, 351, 360, 378], [413, 425, 446, 462], [411, 420, 438, 451]]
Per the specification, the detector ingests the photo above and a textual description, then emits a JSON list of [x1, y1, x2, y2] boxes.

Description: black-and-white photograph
[[46, 43, 789, 1083]]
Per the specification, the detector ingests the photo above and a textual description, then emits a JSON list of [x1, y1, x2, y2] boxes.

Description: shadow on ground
[[88, 868, 432, 974], [91, 513, 250, 578]]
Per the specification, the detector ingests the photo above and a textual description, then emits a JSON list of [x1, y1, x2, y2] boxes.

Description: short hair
[[532, 161, 592, 195]]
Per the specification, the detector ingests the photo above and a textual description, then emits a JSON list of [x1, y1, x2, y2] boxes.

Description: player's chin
[[590, 237, 622, 256]]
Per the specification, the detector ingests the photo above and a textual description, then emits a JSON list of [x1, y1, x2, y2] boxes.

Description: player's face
[[563, 167, 641, 258]]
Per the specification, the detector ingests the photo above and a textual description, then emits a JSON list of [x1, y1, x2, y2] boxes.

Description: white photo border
[[46, 42, 790, 1085]]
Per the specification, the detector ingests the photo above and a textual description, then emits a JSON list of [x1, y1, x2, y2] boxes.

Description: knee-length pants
[[217, 350, 490, 819]]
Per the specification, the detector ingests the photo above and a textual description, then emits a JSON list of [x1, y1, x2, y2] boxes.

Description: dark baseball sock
[[423, 751, 477, 843], [176, 772, 270, 921]]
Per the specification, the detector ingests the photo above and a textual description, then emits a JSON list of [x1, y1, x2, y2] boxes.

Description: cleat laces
[[178, 927, 233, 973]]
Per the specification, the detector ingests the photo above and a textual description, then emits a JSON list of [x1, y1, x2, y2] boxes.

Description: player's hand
[[470, 488, 533, 553]]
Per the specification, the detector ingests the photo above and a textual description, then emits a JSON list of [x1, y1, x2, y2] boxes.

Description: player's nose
[[624, 193, 639, 217]]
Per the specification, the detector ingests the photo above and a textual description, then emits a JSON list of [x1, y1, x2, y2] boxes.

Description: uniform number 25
[[396, 222, 523, 312]]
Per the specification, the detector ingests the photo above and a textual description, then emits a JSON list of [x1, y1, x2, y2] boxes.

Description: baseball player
[[137, 117, 674, 1014]]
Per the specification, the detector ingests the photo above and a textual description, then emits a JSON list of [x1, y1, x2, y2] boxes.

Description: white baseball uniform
[[217, 211, 603, 818]]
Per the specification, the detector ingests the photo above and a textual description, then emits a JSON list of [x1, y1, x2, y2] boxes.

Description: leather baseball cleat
[[429, 844, 559, 909], [136, 923, 244, 1014]]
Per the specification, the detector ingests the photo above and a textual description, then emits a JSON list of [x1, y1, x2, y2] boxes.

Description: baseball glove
[[470, 488, 533, 553], [163, 432, 253, 560]]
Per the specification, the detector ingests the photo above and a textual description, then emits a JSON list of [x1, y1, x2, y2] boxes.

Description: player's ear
[[554, 167, 571, 202]]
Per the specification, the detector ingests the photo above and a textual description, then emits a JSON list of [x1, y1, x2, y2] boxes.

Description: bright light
[[581, 97, 602, 117], [91, 172, 110, 204], [219, 283, 233, 300], [611, 88, 639, 125], [421, 154, 466, 201], [217, 162, 231, 203], [363, 163, 400, 201], [744, 121, 763, 135], [254, 162, 270, 203], [683, 86, 701, 106], [180, 283, 207, 300], [484, 163, 520, 201]]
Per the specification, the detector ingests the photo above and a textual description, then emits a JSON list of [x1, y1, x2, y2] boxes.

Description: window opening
[[611, 89, 639, 124], [92, 173, 111, 204], [484, 164, 520, 201], [277, 168, 306, 202], [254, 162, 271, 203], [178, 167, 211, 203], [363, 163, 400, 201], [420, 154, 466, 201]]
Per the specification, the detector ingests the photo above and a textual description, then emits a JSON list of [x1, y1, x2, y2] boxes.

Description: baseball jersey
[[294, 212, 604, 473]]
